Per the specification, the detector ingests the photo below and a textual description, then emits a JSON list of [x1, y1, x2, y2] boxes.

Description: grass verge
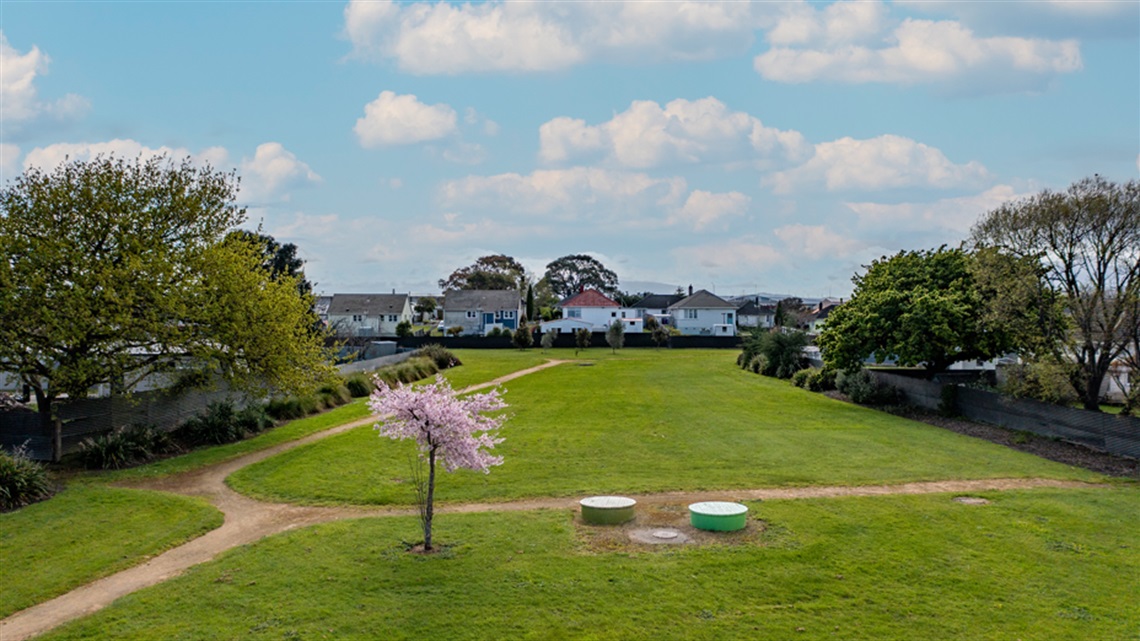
[[0, 485, 222, 618], [37, 487, 1139, 640]]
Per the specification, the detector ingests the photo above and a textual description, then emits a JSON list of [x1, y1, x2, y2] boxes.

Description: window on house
[[388, 315, 398, 322], [495, 311, 502, 320], [567, 309, 581, 318], [466, 311, 477, 319], [684, 309, 698, 320], [503, 310, 515, 319], [352, 314, 365, 323], [611, 312, 617, 317]]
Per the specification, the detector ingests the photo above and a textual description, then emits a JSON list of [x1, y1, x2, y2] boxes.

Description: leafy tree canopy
[[0, 155, 334, 458], [225, 229, 312, 296], [439, 254, 526, 292], [971, 176, 1140, 410], [818, 247, 1013, 376], [544, 254, 619, 300]]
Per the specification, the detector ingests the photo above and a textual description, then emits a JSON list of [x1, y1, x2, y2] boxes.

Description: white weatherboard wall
[[674, 308, 736, 336]]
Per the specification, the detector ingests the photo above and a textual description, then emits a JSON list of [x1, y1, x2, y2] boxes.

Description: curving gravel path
[[0, 360, 1106, 640]]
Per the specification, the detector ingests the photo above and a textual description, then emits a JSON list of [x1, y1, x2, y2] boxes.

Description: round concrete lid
[[688, 501, 748, 516], [580, 496, 636, 509]]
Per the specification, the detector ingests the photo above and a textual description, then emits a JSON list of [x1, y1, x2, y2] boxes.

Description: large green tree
[[818, 247, 1013, 376], [225, 229, 312, 296], [0, 155, 334, 459], [544, 254, 619, 300], [971, 176, 1140, 410], [438, 254, 526, 292]]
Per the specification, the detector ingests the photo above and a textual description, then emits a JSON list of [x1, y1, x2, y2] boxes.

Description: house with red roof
[[541, 288, 643, 333]]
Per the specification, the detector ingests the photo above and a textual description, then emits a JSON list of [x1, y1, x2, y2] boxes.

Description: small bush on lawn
[[266, 397, 304, 421], [748, 354, 767, 375], [836, 369, 903, 406], [739, 328, 809, 379], [791, 368, 814, 388], [416, 344, 462, 370], [176, 401, 246, 446], [0, 446, 52, 510], [345, 374, 372, 398], [1000, 359, 1079, 406]]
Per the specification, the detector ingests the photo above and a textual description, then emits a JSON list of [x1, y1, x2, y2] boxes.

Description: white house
[[630, 293, 684, 326], [668, 289, 737, 336], [736, 301, 776, 329], [558, 289, 643, 332], [442, 290, 524, 335], [327, 293, 412, 337]]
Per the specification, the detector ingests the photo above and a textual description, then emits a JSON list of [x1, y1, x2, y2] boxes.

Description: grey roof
[[668, 289, 736, 310], [632, 293, 685, 309], [329, 293, 409, 316], [738, 301, 776, 316], [443, 289, 522, 311]]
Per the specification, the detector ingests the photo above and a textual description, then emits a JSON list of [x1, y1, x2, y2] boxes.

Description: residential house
[[630, 293, 684, 326], [736, 301, 776, 330], [555, 289, 643, 332], [314, 296, 332, 326], [668, 290, 738, 336], [805, 301, 840, 334], [327, 293, 412, 337], [442, 290, 524, 336]]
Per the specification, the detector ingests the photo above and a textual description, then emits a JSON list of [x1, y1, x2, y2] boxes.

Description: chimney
[[688, 285, 693, 296], [392, 288, 395, 294]]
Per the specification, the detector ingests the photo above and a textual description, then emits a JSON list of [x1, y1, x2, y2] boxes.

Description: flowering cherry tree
[[370, 377, 506, 551]]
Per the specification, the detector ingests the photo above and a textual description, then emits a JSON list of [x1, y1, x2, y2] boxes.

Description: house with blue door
[[668, 289, 737, 336], [441, 290, 524, 336]]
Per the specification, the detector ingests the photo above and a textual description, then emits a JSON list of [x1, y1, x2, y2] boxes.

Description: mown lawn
[[0, 486, 222, 618], [37, 487, 1140, 640], [1, 351, 552, 617], [229, 350, 1102, 506]]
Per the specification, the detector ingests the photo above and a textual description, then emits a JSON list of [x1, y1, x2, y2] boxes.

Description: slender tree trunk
[[424, 447, 437, 551], [32, 387, 61, 462]]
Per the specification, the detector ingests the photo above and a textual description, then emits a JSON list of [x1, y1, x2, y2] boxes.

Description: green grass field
[[37, 487, 1140, 640], [0, 486, 222, 618], [229, 350, 1100, 506], [8, 348, 1138, 639]]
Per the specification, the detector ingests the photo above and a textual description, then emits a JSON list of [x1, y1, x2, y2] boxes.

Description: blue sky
[[3, 1, 1137, 298]]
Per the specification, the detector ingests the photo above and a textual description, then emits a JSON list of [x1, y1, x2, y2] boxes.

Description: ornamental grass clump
[[0, 446, 52, 510], [370, 377, 506, 551]]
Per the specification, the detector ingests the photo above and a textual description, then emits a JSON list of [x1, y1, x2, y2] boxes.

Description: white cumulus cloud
[[668, 190, 750, 231], [0, 32, 89, 132], [539, 97, 808, 168], [763, 134, 989, 194], [239, 142, 322, 203], [354, 91, 458, 147], [755, 10, 1082, 91], [845, 184, 1024, 235], [22, 139, 226, 171], [439, 167, 687, 220], [774, 223, 862, 258], [343, 0, 766, 74], [672, 239, 784, 273]]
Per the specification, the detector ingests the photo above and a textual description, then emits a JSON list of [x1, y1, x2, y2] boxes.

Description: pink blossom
[[369, 376, 506, 473]]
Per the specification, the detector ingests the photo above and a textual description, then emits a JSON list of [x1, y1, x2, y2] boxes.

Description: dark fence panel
[[1, 382, 255, 461], [337, 352, 415, 375], [872, 371, 1140, 459], [396, 333, 741, 350]]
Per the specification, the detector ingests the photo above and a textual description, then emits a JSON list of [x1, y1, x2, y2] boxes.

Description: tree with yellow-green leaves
[[0, 155, 335, 460]]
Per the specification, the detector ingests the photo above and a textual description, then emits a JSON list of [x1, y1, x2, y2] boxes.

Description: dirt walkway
[[0, 360, 1105, 640]]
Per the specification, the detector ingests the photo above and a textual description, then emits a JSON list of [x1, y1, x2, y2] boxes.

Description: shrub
[[235, 404, 274, 434], [416, 344, 462, 370], [836, 369, 903, 406], [513, 321, 533, 349], [78, 424, 178, 470], [317, 383, 351, 409], [541, 329, 556, 351], [739, 328, 809, 379], [487, 327, 503, 338], [345, 374, 372, 398], [0, 446, 52, 510], [177, 401, 246, 445], [1000, 360, 1079, 406], [791, 368, 814, 388], [266, 397, 306, 421], [807, 368, 837, 392], [748, 354, 767, 374], [446, 326, 464, 337], [395, 320, 413, 338]]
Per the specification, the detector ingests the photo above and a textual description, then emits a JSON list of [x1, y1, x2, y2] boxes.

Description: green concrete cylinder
[[688, 501, 748, 531], [580, 496, 636, 525]]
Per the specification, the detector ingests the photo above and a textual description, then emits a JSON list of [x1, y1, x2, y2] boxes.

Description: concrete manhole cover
[[629, 528, 690, 544], [953, 496, 990, 505]]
